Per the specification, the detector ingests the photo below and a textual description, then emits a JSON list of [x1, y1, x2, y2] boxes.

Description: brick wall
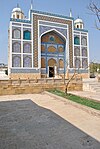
[[0, 79, 82, 96]]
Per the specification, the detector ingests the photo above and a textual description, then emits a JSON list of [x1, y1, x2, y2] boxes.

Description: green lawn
[[49, 90, 100, 110]]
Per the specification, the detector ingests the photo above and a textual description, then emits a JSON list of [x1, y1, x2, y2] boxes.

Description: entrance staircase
[[83, 78, 100, 93]]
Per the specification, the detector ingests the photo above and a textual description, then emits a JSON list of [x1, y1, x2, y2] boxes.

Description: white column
[[21, 24, 23, 68]]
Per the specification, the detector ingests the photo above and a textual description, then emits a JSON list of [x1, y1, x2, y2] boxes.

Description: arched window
[[17, 15, 19, 19], [13, 15, 15, 18], [23, 30, 31, 40], [75, 58, 80, 68], [23, 43, 31, 53], [48, 58, 56, 67], [59, 59, 64, 68], [82, 58, 88, 68], [41, 58, 46, 68], [12, 42, 21, 53], [77, 25, 79, 28], [48, 46, 56, 53], [80, 25, 82, 29], [41, 45, 45, 52], [81, 37, 87, 46], [12, 55, 21, 67], [58, 46, 64, 53], [12, 29, 21, 39], [23, 56, 32, 67], [74, 47, 80, 56], [82, 48, 87, 57], [74, 37, 80, 45]]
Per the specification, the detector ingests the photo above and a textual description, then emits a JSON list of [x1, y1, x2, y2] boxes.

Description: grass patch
[[48, 90, 100, 110]]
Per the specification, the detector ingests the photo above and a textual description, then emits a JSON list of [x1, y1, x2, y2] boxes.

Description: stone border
[[44, 91, 100, 118], [69, 92, 100, 103], [33, 14, 73, 68]]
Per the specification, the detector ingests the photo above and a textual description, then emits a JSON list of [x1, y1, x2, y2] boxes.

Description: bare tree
[[88, 1, 100, 30], [65, 57, 81, 95], [65, 70, 76, 95]]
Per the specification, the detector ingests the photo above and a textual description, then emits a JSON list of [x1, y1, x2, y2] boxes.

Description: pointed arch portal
[[41, 30, 66, 78]]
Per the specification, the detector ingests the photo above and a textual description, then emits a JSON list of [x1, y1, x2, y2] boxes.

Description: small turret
[[74, 17, 84, 29], [11, 4, 25, 19]]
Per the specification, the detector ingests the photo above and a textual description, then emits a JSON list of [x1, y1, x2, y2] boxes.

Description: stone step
[[83, 81, 100, 92], [90, 90, 100, 93], [89, 84, 100, 86], [89, 86, 100, 89], [89, 87, 100, 92]]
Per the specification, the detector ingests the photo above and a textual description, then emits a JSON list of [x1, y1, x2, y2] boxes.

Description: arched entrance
[[41, 30, 66, 78], [48, 58, 56, 77]]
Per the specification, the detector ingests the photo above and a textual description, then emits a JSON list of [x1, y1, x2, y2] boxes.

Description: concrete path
[[69, 91, 100, 102], [0, 93, 100, 149]]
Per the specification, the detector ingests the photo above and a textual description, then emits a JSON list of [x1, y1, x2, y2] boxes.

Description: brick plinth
[[9, 73, 41, 79]]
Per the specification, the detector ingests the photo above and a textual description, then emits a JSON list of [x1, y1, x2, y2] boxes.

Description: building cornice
[[31, 10, 74, 21]]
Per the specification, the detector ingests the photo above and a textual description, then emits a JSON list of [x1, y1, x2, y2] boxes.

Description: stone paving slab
[[69, 91, 100, 103], [0, 93, 100, 149], [45, 91, 100, 118]]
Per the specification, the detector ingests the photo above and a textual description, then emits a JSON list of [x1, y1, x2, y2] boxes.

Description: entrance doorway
[[49, 67, 54, 77]]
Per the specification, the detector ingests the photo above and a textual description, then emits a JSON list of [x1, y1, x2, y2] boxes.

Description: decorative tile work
[[23, 24, 31, 27], [10, 18, 31, 23], [31, 10, 74, 20], [41, 31, 65, 76], [82, 47, 87, 57], [74, 57, 80, 68], [74, 47, 80, 56], [41, 45, 45, 52], [11, 69, 40, 73], [23, 55, 32, 67], [12, 28, 21, 39], [74, 35, 80, 45], [42, 31, 65, 44], [39, 25, 67, 38], [12, 54, 21, 67], [59, 59, 64, 68], [39, 21, 68, 28], [33, 14, 73, 68], [82, 58, 88, 68], [23, 43, 31, 53], [12, 42, 21, 53], [48, 58, 57, 66], [48, 46, 56, 53], [69, 69, 88, 73], [41, 58, 46, 68], [81, 36, 87, 46], [23, 30, 31, 40], [12, 23, 21, 26], [41, 69, 46, 74], [47, 44, 57, 49], [74, 28, 88, 32]]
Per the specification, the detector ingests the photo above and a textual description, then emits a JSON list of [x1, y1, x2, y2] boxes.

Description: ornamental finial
[[69, 9, 72, 17], [31, 0, 33, 10], [17, 3, 20, 8]]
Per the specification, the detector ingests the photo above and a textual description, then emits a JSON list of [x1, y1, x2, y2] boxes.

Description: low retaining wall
[[0, 79, 82, 96]]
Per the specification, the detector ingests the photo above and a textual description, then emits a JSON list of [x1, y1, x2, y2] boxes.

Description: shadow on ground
[[0, 99, 100, 149]]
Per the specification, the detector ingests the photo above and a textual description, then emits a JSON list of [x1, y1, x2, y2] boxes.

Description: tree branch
[[88, 2, 100, 30]]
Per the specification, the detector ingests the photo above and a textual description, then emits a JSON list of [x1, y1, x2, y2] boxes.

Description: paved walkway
[[69, 91, 100, 102], [0, 93, 100, 149]]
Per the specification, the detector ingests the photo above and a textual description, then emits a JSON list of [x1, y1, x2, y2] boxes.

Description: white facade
[[8, 4, 89, 79]]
